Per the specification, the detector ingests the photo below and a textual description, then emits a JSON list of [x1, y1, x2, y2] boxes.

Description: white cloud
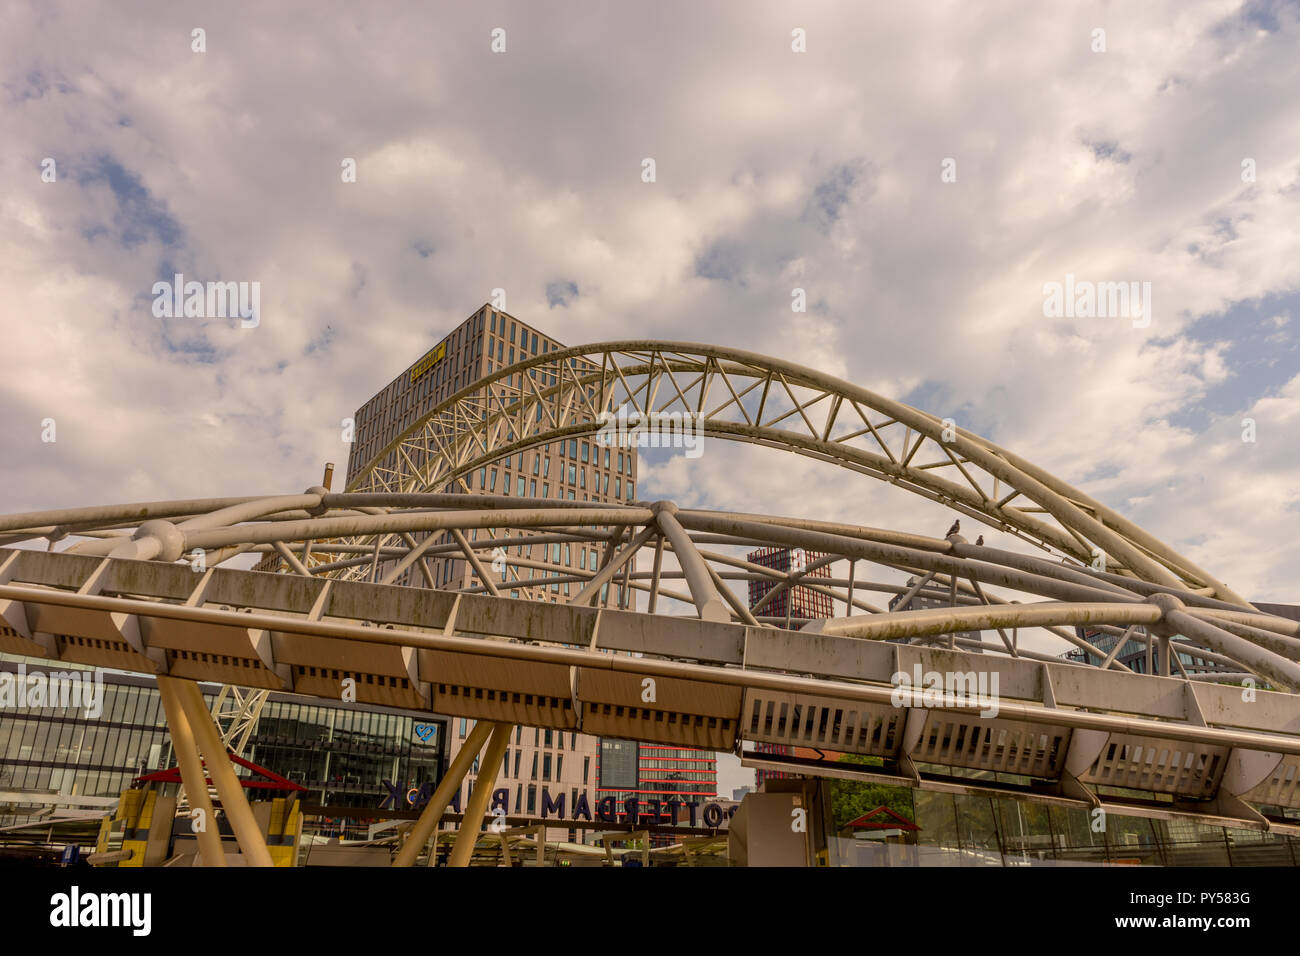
[[0, 0, 1297, 609]]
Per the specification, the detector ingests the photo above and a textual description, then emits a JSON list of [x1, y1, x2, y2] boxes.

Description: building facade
[[343, 304, 639, 838], [0, 657, 448, 832], [746, 547, 834, 624], [887, 575, 983, 651]]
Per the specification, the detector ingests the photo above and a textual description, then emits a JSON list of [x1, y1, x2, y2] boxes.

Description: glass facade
[[827, 778, 1300, 867], [0, 669, 170, 806], [0, 657, 448, 827]]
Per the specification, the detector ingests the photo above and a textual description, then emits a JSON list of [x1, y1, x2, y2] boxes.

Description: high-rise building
[[345, 304, 637, 597], [1067, 627, 1231, 675], [746, 547, 835, 788], [887, 575, 983, 651], [746, 547, 834, 623], [343, 304, 639, 839], [596, 740, 717, 833]]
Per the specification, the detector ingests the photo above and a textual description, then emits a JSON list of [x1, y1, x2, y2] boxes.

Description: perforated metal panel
[[1244, 755, 1300, 809], [422, 650, 575, 728], [1079, 734, 1228, 798], [741, 689, 902, 757], [430, 682, 576, 729], [581, 702, 734, 749], [912, 713, 1070, 777]]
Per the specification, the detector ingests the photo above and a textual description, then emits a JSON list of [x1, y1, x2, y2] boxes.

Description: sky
[[2, 0, 1299, 795]]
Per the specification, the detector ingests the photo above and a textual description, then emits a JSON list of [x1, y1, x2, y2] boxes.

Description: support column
[[171, 678, 275, 867], [393, 720, 495, 867], [447, 722, 513, 868], [157, 677, 226, 867], [651, 502, 729, 623]]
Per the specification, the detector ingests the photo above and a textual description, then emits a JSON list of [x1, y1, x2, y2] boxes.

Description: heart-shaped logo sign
[[414, 723, 436, 743]]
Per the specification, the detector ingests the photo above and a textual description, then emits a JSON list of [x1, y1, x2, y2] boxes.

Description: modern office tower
[[344, 303, 638, 599], [746, 547, 834, 624], [342, 304, 640, 839], [1066, 627, 1232, 675], [596, 739, 718, 829], [887, 575, 983, 652], [746, 548, 835, 787]]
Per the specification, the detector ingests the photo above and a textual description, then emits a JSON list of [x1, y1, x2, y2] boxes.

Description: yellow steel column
[[157, 677, 227, 867], [392, 720, 495, 867], [173, 678, 275, 867], [446, 722, 513, 868]]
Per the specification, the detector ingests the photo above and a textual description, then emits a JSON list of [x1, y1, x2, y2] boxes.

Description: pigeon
[[975, 535, 984, 546], [945, 520, 960, 537]]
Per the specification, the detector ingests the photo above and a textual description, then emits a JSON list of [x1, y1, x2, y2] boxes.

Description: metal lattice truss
[[1, 341, 1300, 830], [346, 342, 1244, 604]]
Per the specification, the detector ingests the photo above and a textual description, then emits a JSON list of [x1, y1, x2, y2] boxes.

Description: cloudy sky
[[3, 2, 1299, 789]]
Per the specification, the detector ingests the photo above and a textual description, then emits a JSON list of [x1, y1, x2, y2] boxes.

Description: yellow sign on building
[[409, 341, 447, 384]]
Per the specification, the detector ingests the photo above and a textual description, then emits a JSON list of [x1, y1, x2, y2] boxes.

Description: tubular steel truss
[[345, 342, 1244, 603], [1, 342, 1298, 835]]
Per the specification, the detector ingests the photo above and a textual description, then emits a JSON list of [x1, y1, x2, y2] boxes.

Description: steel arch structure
[[2, 340, 1300, 859], [344, 341, 1243, 604]]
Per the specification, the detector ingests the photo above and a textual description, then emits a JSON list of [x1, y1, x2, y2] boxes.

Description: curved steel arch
[[345, 341, 1244, 604]]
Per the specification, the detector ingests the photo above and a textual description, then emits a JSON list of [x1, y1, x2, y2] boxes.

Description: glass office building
[[0, 655, 448, 826]]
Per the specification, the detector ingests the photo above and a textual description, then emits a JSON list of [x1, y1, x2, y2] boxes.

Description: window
[[517, 476, 526, 496], [531, 753, 538, 778], [503, 471, 511, 493], [581, 444, 589, 463], [544, 729, 553, 746], [530, 479, 537, 496], [533, 456, 539, 475], [568, 465, 576, 484], [616, 478, 622, 497], [603, 474, 609, 494], [618, 452, 624, 473], [543, 457, 550, 477], [543, 754, 552, 781], [580, 469, 586, 489], [584, 757, 590, 782], [605, 449, 610, 468], [490, 470, 497, 491], [527, 785, 536, 813], [628, 482, 634, 498], [569, 439, 578, 458]]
